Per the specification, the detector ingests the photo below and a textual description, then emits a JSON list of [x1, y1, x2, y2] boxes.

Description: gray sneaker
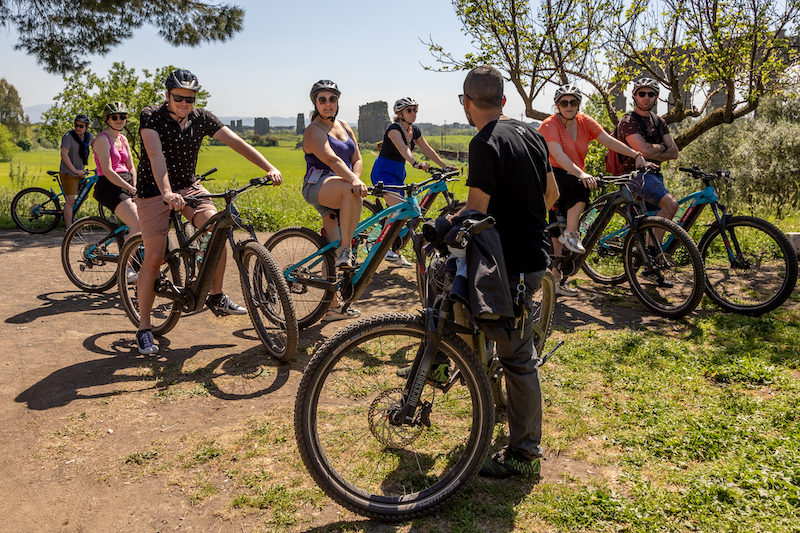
[[136, 329, 159, 355], [206, 293, 247, 316], [335, 247, 354, 270]]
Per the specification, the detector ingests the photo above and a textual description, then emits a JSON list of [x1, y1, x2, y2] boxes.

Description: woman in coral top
[[538, 84, 646, 296]]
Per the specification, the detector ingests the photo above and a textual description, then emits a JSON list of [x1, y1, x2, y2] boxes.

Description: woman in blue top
[[370, 97, 453, 265], [302, 80, 367, 273]]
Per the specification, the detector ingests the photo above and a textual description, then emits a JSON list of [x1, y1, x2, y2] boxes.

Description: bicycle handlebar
[[451, 216, 496, 248], [182, 175, 275, 207], [679, 166, 732, 181], [368, 168, 460, 197]]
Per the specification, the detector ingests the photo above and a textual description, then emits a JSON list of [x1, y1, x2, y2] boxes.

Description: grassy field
[[0, 143, 469, 231]]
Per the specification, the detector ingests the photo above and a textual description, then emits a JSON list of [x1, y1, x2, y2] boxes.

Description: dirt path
[[0, 227, 718, 532]]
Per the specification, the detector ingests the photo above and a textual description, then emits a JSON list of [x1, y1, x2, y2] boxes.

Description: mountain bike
[[581, 167, 798, 316], [555, 173, 705, 319], [116, 172, 298, 362], [62, 216, 130, 292], [11, 170, 114, 233], [265, 168, 461, 329], [294, 216, 559, 520]]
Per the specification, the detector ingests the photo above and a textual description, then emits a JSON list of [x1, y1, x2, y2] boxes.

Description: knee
[[661, 195, 678, 215]]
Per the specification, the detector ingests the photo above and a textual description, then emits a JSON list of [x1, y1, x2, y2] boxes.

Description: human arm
[[624, 132, 679, 161], [545, 170, 559, 210], [213, 126, 283, 185], [595, 130, 652, 169], [341, 121, 363, 179], [140, 127, 184, 210], [93, 134, 136, 196], [60, 145, 85, 176], [385, 127, 429, 170], [415, 135, 450, 169], [545, 140, 597, 188], [121, 135, 137, 188]]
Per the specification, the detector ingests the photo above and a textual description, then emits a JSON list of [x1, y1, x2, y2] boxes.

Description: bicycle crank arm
[[539, 340, 564, 367]]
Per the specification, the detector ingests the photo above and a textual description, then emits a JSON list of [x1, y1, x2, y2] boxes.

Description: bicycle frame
[[38, 171, 100, 218]]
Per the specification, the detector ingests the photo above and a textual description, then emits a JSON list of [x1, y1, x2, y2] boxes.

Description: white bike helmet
[[393, 97, 418, 114], [553, 84, 582, 104], [632, 77, 660, 96]]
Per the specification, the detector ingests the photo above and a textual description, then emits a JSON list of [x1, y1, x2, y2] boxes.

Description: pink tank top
[[92, 131, 130, 176]]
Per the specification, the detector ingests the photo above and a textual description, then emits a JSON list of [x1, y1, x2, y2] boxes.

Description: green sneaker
[[396, 362, 450, 384], [479, 447, 541, 479]]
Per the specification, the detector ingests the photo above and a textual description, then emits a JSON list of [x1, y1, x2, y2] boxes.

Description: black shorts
[[553, 166, 590, 215], [94, 172, 133, 212]]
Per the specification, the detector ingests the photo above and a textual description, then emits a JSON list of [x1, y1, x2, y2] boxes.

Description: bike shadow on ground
[[14, 328, 291, 410], [5, 290, 119, 325]]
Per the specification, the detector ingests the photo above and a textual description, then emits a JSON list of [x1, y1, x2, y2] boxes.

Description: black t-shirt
[[378, 123, 421, 162], [616, 111, 669, 173], [466, 118, 552, 274], [137, 103, 224, 198]]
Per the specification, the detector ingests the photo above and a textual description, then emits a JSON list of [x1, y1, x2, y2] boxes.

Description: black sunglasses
[[170, 92, 196, 103], [317, 95, 338, 104], [109, 114, 127, 121], [557, 99, 580, 108], [74, 123, 86, 128], [458, 94, 472, 105], [637, 91, 656, 98]]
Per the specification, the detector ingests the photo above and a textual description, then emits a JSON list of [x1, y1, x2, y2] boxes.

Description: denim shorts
[[632, 171, 669, 210]]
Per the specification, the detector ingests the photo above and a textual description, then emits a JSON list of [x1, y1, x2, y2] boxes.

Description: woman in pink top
[[538, 84, 646, 296]]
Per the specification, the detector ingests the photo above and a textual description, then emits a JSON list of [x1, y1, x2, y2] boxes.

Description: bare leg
[[113, 198, 140, 241], [63, 195, 76, 227], [317, 177, 363, 254], [137, 233, 168, 332]]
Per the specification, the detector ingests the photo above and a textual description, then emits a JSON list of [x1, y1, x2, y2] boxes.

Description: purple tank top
[[305, 123, 356, 172]]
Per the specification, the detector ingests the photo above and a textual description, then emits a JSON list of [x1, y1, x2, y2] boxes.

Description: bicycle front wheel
[[117, 233, 183, 336], [699, 216, 798, 316], [61, 216, 123, 292], [624, 217, 704, 319], [580, 198, 629, 285], [295, 313, 495, 520], [239, 241, 299, 362], [11, 187, 62, 233], [264, 227, 335, 329]]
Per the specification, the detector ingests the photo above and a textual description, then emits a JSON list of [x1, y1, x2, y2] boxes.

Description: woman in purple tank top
[[302, 80, 366, 275]]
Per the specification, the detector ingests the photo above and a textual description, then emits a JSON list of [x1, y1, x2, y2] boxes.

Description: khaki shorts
[[136, 183, 217, 240], [60, 173, 82, 196]]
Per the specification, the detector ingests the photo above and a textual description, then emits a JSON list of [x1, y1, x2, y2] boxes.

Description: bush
[[16, 139, 32, 151], [0, 124, 16, 162], [250, 134, 279, 147]]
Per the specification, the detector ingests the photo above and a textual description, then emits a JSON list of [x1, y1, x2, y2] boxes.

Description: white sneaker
[[126, 267, 138, 284], [555, 281, 579, 297], [385, 251, 413, 268], [558, 231, 586, 254]]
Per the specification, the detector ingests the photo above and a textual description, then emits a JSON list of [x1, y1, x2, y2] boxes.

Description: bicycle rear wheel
[[117, 233, 183, 336], [699, 216, 798, 316], [238, 241, 299, 362], [61, 216, 123, 292], [624, 217, 704, 319], [580, 198, 629, 285], [11, 187, 62, 233], [295, 313, 495, 520], [264, 227, 335, 329]]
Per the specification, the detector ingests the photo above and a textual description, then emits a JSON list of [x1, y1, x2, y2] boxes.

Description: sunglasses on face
[[74, 123, 86, 128], [317, 95, 338, 104], [405, 106, 418, 113], [458, 94, 471, 105], [558, 99, 580, 108], [109, 114, 127, 121], [637, 91, 656, 98], [170, 92, 196, 103]]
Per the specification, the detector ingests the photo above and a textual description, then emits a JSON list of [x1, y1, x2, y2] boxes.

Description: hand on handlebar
[[163, 191, 185, 211], [350, 179, 368, 197], [579, 172, 598, 189], [264, 168, 283, 185]]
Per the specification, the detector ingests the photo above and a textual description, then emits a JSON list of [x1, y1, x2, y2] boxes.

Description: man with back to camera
[[460, 65, 559, 478], [134, 69, 283, 355]]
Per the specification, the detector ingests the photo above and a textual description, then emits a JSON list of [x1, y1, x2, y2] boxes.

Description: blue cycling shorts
[[370, 156, 407, 197]]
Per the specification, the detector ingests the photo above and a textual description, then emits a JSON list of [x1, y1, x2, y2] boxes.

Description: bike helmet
[[393, 97, 418, 114], [103, 101, 129, 117], [74, 114, 90, 125], [165, 69, 201, 91], [310, 79, 341, 104], [632, 77, 660, 96], [553, 84, 582, 104]]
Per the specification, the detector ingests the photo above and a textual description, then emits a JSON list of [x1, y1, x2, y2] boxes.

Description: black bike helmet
[[103, 101, 129, 117], [74, 114, 90, 125], [165, 69, 201, 91], [310, 80, 341, 104]]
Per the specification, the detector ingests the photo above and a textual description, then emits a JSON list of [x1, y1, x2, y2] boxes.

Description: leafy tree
[[0, 78, 29, 139], [0, 123, 16, 162], [41, 63, 209, 162], [0, 0, 244, 74], [427, 0, 800, 148]]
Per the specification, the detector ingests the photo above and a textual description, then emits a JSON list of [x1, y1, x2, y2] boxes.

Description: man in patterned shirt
[[133, 69, 283, 355]]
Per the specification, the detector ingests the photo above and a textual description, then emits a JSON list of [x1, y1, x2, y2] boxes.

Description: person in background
[[59, 114, 94, 227], [301, 79, 366, 322], [370, 97, 455, 267], [538, 84, 649, 296], [134, 69, 283, 355]]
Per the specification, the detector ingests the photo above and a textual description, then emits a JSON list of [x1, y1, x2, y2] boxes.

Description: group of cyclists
[[58, 65, 679, 481]]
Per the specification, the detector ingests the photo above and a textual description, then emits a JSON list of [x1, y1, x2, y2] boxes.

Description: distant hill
[[24, 104, 51, 123]]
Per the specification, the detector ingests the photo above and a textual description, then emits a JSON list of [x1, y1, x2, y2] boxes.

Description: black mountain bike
[[117, 172, 298, 362]]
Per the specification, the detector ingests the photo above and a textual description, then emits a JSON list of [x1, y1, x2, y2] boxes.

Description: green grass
[[0, 144, 469, 232]]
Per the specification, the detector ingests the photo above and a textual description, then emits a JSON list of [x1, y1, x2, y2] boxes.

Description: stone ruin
[[229, 119, 243, 132], [296, 113, 305, 135], [357, 101, 390, 143], [254, 117, 270, 135]]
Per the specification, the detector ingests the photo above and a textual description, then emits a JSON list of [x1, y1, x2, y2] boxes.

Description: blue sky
[[1, 0, 542, 125]]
